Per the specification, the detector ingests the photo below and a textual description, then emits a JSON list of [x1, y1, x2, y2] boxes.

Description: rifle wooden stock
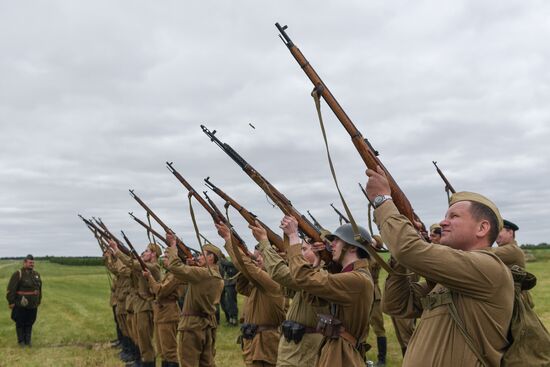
[[276, 22, 426, 233], [121, 231, 148, 272], [201, 126, 334, 265], [433, 161, 456, 194], [165, 162, 252, 258], [128, 190, 194, 260], [204, 177, 285, 251]]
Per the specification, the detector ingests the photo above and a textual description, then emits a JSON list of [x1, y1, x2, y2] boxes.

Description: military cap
[[203, 243, 224, 260], [503, 219, 519, 231], [147, 243, 162, 257], [429, 223, 442, 233], [449, 191, 503, 231], [325, 223, 372, 252], [25, 254, 34, 260]]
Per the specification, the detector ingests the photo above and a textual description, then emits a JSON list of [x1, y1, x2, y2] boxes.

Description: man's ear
[[477, 219, 491, 239]]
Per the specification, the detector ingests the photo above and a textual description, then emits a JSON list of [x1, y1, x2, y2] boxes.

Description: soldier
[[111, 241, 162, 367], [6, 254, 42, 347], [144, 254, 186, 367], [491, 219, 534, 307], [164, 232, 224, 367], [104, 249, 138, 363], [250, 220, 328, 367], [367, 166, 514, 366], [216, 222, 285, 367], [428, 224, 441, 244], [219, 257, 239, 326], [281, 216, 374, 367], [368, 235, 386, 367]]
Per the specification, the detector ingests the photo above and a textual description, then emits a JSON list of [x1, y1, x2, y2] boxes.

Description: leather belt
[[183, 311, 210, 318], [256, 325, 278, 332], [16, 291, 39, 296]]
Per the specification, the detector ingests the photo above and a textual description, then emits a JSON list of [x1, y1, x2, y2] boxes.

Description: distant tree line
[[0, 255, 104, 266], [520, 243, 550, 249]]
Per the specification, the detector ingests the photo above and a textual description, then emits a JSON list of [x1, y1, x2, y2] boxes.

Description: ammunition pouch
[[281, 320, 312, 344], [316, 314, 342, 339], [240, 323, 258, 340]]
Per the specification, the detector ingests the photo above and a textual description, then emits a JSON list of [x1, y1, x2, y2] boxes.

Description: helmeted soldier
[[282, 216, 374, 367]]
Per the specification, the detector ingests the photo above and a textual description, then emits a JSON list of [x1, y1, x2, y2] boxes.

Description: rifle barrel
[[276, 22, 425, 233]]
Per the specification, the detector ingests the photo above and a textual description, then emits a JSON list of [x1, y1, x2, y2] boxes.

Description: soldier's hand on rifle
[[166, 231, 177, 247], [215, 221, 231, 242], [249, 220, 268, 242], [142, 269, 150, 278], [280, 215, 300, 245], [108, 239, 118, 251], [310, 241, 326, 253], [366, 165, 391, 201], [186, 257, 197, 266]]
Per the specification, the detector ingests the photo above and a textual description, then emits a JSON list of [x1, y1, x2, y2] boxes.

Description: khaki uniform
[[105, 256, 132, 337], [119, 252, 161, 363], [287, 243, 374, 367], [225, 240, 285, 367], [258, 239, 328, 367], [165, 246, 223, 367], [377, 201, 514, 367], [147, 271, 186, 364], [368, 260, 385, 338], [489, 240, 534, 308]]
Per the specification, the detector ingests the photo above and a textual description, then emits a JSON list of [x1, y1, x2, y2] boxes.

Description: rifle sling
[[311, 88, 400, 276], [187, 195, 213, 276]]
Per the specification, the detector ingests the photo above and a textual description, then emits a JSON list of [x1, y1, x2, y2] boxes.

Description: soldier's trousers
[[126, 311, 136, 343], [116, 310, 129, 337], [11, 306, 37, 345], [157, 321, 178, 363], [136, 310, 155, 362], [220, 285, 238, 322], [177, 326, 217, 367], [369, 300, 386, 337], [391, 316, 415, 355]]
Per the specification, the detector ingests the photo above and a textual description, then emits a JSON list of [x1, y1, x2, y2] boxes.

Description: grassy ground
[[0, 250, 548, 366]]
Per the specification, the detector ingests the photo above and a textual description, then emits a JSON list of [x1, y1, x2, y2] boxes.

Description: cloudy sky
[[1, 1, 549, 257]]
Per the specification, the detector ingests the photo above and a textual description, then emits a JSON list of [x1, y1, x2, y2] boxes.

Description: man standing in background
[[6, 254, 42, 347]]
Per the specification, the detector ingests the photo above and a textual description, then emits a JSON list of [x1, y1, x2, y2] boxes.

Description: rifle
[[78, 215, 132, 256], [201, 125, 334, 266], [306, 210, 325, 232], [128, 190, 195, 260], [80, 217, 108, 252], [433, 161, 456, 201], [128, 212, 168, 247], [330, 203, 350, 224], [276, 23, 427, 235], [204, 177, 285, 251], [121, 230, 148, 272], [165, 162, 252, 257]]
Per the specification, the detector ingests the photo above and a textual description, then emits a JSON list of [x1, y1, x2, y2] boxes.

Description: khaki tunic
[[165, 246, 224, 367], [376, 201, 514, 367], [368, 260, 385, 338], [489, 240, 534, 307], [225, 240, 285, 366], [118, 252, 161, 362], [258, 239, 327, 367], [148, 271, 186, 363], [287, 243, 374, 367]]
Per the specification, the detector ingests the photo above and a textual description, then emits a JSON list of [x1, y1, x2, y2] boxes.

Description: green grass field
[[0, 251, 548, 367]]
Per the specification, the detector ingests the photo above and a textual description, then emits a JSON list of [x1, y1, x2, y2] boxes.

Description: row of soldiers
[[97, 167, 547, 367]]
